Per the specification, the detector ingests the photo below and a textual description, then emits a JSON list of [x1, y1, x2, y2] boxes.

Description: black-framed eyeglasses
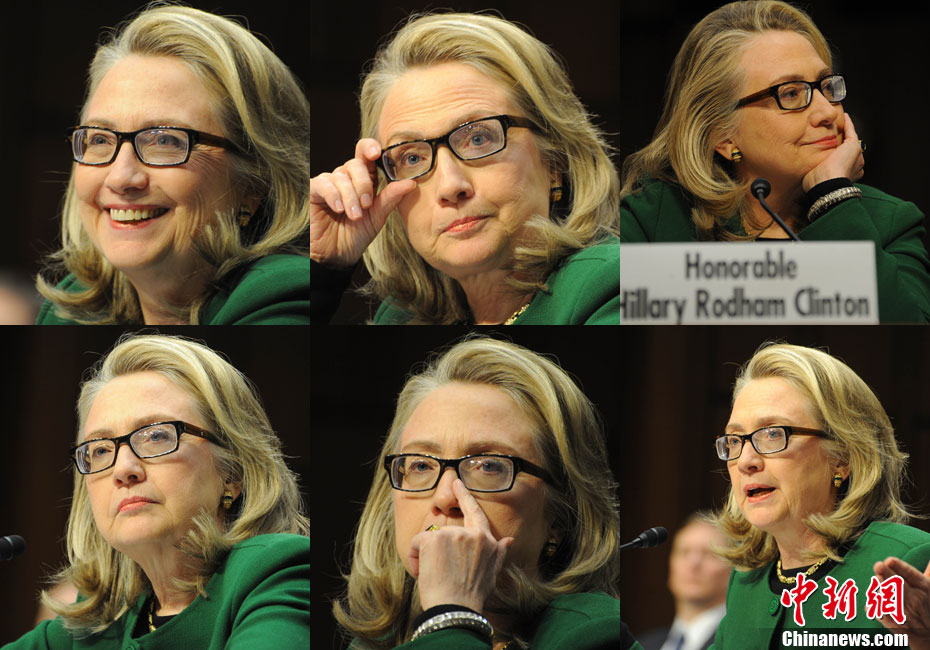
[[70, 126, 236, 167], [376, 114, 541, 182], [70, 421, 223, 475], [736, 74, 846, 111], [715, 425, 828, 461], [383, 453, 554, 492]]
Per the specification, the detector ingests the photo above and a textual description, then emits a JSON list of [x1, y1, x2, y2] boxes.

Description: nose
[[111, 442, 146, 485], [807, 89, 840, 128], [431, 146, 474, 205], [735, 439, 764, 474], [105, 141, 149, 194], [430, 466, 463, 517]]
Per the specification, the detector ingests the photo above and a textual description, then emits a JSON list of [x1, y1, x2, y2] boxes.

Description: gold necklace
[[147, 597, 157, 633], [503, 300, 532, 325], [776, 556, 829, 584]]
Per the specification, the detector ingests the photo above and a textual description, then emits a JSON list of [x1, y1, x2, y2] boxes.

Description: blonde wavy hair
[[333, 337, 621, 648], [712, 342, 913, 570], [620, 1, 830, 240], [359, 12, 620, 324], [41, 333, 309, 635], [37, 3, 310, 324]]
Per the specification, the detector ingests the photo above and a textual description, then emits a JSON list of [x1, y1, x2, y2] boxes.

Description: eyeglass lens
[[777, 75, 846, 109], [717, 427, 788, 460], [382, 118, 506, 181], [391, 455, 515, 491], [75, 423, 179, 473], [73, 128, 192, 165]]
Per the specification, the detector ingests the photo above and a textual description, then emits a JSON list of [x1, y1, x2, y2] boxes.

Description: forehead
[[674, 521, 722, 549], [378, 62, 518, 145], [84, 371, 198, 430], [85, 54, 221, 132], [727, 376, 817, 430], [399, 382, 538, 456], [739, 30, 828, 89]]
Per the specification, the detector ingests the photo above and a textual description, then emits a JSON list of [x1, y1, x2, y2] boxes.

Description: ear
[[225, 480, 243, 501], [714, 137, 738, 161], [549, 169, 562, 187]]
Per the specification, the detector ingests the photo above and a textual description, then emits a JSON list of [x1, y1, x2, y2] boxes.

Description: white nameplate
[[620, 242, 878, 324]]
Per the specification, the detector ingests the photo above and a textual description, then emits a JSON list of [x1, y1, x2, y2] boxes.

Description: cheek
[[75, 168, 103, 205]]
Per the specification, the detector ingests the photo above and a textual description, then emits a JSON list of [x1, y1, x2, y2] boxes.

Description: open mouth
[[109, 208, 169, 223], [747, 486, 775, 498]]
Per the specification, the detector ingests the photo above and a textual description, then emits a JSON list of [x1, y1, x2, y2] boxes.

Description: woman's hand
[[801, 113, 865, 192], [407, 479, 514, 612], [310, 138, 416, 268], [873, 556, 930, 650]]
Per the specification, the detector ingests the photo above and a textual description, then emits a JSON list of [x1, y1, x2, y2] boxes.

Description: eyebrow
[[399, 439, 524, 457], [83, 415, 178, 442], [80, 118, 197, 130], [386, 112, 501, 146], [768, 68, 832, 87]]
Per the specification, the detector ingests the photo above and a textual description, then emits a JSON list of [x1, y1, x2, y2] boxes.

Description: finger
[[309, 174, 345, 214], [344, 157, 376, 210], [407, 533, 426, 578], [355, 138, 382, 163], [370, 179, 417, 227], [878, 556, 930, 587], [329, 170, 365, 221], [452, 479, 493, 532], [842, 113, 860, 148]]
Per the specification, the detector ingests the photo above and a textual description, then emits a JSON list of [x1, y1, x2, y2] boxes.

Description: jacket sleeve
[[800, 193, 930, 323], [1, 619, 73, 650], [224, 537, 310, 650]]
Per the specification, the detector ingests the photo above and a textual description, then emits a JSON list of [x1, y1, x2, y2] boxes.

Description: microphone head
[[751, 177, 771, 199], [0, 534, 25, 560], [642, 526, 669, 548]]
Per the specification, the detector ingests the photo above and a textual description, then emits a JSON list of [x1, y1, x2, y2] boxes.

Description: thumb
[[495, 536, 514, 568], [370, 179, 416, 229]]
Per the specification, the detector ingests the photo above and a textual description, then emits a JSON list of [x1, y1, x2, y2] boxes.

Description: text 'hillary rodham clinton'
[[618, 242, 879, 324]]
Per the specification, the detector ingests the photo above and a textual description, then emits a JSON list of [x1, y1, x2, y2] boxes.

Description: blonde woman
[[37, 6, 310, 325], [311, 12, 619, 325], [334, 337, 632, 649], [2, 334, 309, 648], [711, 342, 930, 648], [620, 1, 930, 323]]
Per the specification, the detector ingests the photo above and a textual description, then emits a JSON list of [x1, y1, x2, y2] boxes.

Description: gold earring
[[550, 186, 563, 203], [544, 538, 558, 557], [237, 207, 252, 227], [731, 148, 743, 163], [222, 490, 234, 511], [833, 473, 843, 489]]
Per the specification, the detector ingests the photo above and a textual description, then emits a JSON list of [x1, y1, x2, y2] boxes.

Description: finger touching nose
[[431, 468, 462, 515]]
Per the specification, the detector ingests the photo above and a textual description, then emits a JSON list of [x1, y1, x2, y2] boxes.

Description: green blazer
[[1, 533, 309, 650], [712, 522, 930, 650], [36, 254, 311, 325], [373, 240, 620, 325], [621, 178, 930, 323], [351, 592, 637, 650]]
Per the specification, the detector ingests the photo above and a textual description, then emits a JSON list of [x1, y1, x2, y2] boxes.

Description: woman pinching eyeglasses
[[310, 12, 620, 325], [36, 6, 311, 325], [620, 1, 930, 323], [708, 342, 930, 648], [2, 334, 309, 649], [334, 338, 635, 649]]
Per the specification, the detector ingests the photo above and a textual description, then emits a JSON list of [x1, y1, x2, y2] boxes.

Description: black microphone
[[751, 178, 800, 241], [619, 526, 668, 551], [0, 535, 25, 560]]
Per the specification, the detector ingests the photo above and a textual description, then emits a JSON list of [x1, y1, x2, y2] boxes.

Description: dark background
[[620, 1, 930, 249], [0, 327, 310, 643], [0, 1, 309, 299], [310, 1, 620, 322], [620, 326, 930, 638], [310, 327, 621, 650]]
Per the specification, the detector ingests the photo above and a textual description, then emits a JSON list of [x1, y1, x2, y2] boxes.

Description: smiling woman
[[2, 334, 310, 649], [310, 12, 620, 325], [620, 0, 930, 323], [36, 5, 311, 325]]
